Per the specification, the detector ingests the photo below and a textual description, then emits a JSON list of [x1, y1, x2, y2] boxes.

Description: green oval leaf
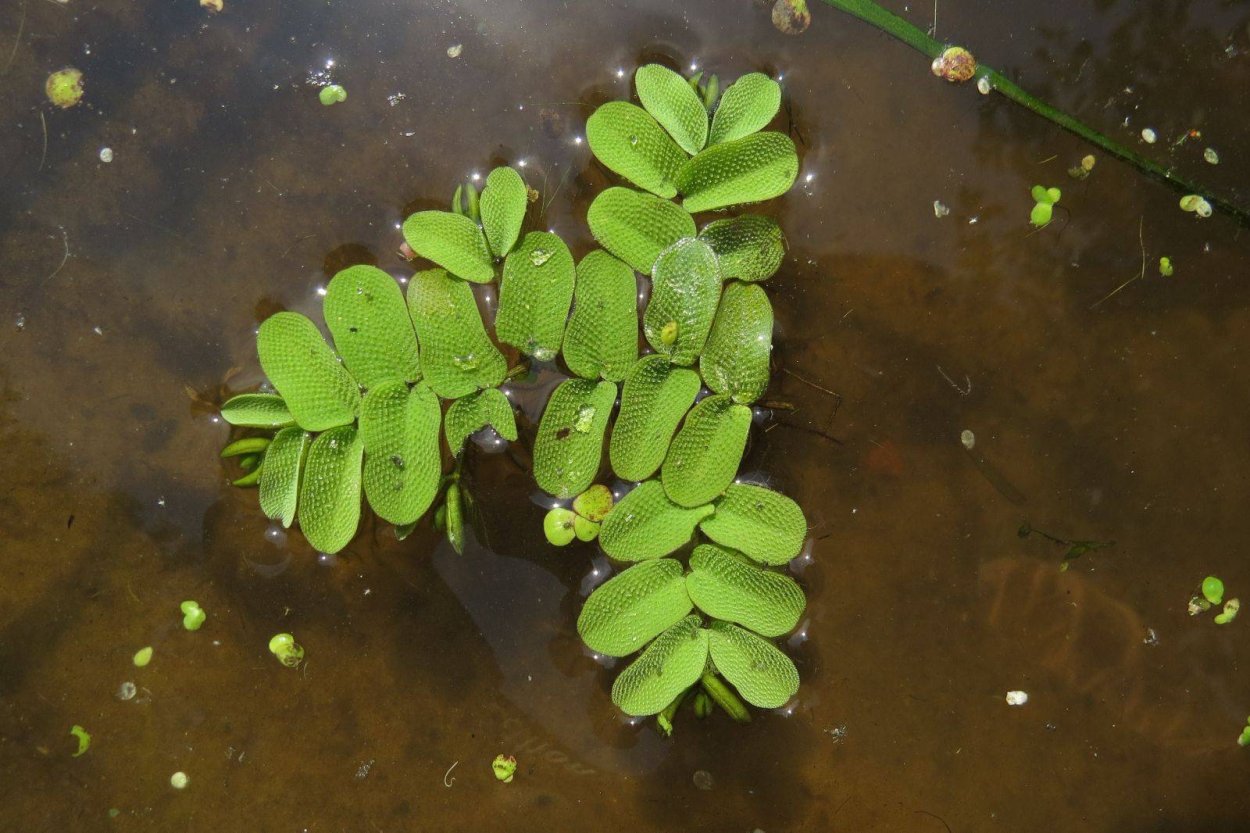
[[562, 250, 639, 382], [686, 544, 804, 637], [599, 479, 713, 561], [609, 355, 701, 482], [635, 64, 708, 155], [587, 187, 696, 274], [699, 281, 773, 404], [577, 559, 692, 657], [708, 72, 782, 145], [480, 166, 528, 257], [495, 231, 575, 361], [706, 620, 798, 709], [699, 483, 806, 565], [677, 132, 799, 213], [257, 312, 361, 432], [610, 616, 709, 716], [297, 425, 364, 554], [643, 237, 722, 365], [220, 393, 294, 428], [401, 210, 494, 283], [586, 101, 687, 198], [324, 265, 421, 388], [699, 214, 785, 282], [406, 268, 507, 399], [532, 379, 618, 498], [258, 426, 311, 528], [444, 387, 518, 454], [662, 394, 751, 508], [359, 381, 443, 525], [445, 482, 464, 554]]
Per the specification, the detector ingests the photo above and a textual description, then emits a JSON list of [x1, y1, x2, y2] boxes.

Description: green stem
[[700, 673, 751, 723], [657, 689, 687, 737], [816, 0, 1250, 225]]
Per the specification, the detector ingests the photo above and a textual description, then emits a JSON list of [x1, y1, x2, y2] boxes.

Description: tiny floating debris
[[933, 200, 950, 218], [1214, 598, 1240, 626], [70, 725, 92, 757], [180, 600, 207, 631], [959, 429, 975, 450], [318, 84, 347, 106], [977, 76, 991, 95], [1179, 194, 1212, 218], [45, 68, 85, 109], [1203, 147, 1220, 165], [491, 754, 517, 783], [1158, 256, 1174, 277], [1237, 717, 1250, 748], [1140, 127, 1157, 144], [267, 632, 305, 668], [931, 46, 977, 83], [200, 0, 223, 12], [99, 147, 114, 163], [170, 771, 189, 790], [1005, 690, 1028, 706], [446, 43, 463, 59], [771, 0, 811, 35]]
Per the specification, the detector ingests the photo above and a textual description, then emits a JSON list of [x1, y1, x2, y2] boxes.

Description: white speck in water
[[99, 147, 114, 163], [1005, 690, 1029, 706], [933, 200, 950, 218], [170, 771, 189, 790], [977, 76, 991, 95], [960, 429, 975, 450], [116, 681, 137, 701], [92, 326, 104, 336], [446, 43, 463, 58], [1203, 147, 1219, 165], [15, 313, 25, 330], [1141, 127, 1157, 144], [1143, 627, 1159, 646]]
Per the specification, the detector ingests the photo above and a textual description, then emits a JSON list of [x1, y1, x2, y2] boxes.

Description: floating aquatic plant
[[218, 63, 810, 727]]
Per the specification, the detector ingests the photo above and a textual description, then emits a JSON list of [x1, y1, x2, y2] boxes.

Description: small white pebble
[[446, 43, 463, 58], [1203, 147, 1219, 165], [170, 771, 189, 789], [976, 76, 991, 95], [99, 147, 113, 163], [1005, 690, 1029, 706], [960, 429, 975, 450], [933, 200, 950, 218], [1141, 128, 1157, 144]]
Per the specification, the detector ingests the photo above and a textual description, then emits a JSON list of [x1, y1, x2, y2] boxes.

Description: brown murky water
[[2, 0, 1249, 830]]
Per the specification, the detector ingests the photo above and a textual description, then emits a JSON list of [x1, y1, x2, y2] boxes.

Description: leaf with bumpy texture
[[297, 425, 364, 554], [444, 387, 517, 454], [480, 166, 528, 257], [587, 187, 696, 274], [562, 250, 638, 382], [700, 483, 806, 566], [708, 73, 782, 145], [635, 64, 708, 155], [677, 132, 799, 213], [706, 620, 799, 708], [686, 544, 804, 637], [358, 381, 442, 525], [611, 616, 709, 716], [257, 312, 361, 432], [324, 265, 421, 388], [699, 281, 773, 404], [609, 355, 701, 482], [221, 393, 294, 428], [577, 559, 692, 657], [643, 238, 722, 366], [586, 101, 687, 198], [699, 214, 785, 283], [599, 479, 713, 561], [259, 427, 310, 528], [402, 210, 495, 283], [406, 268, 507, 399], [661, 394, 751, 507], [495, 231, 574, 361], [532, 379, 617, 498]]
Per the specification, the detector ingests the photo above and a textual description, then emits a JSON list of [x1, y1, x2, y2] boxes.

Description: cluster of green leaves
[[219, 166, 544, 553]]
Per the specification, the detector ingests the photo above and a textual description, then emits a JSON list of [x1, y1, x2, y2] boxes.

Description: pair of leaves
[[587, 65, 795, 212], [607, 615, 799, 715], [600, 480, 806, 565], [579, 543, 803, 657]]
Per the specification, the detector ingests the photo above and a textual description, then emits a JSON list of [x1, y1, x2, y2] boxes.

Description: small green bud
[[660, 320, 679, 345], [1158, 257, 1174, 277], [1030, 201, 1053, 228], [268, 633, 305, 668], [492, 754, 517, 783], [133, 646, 153, 667], [1214, 598, 1240, 626], [180, 600, 207, 631], [318, 84, 347, 106], [1202, 576, 1225, 606], [69, 725, 92, 757], [572, 484, 614, 522], [572, 515, 600, 542], [543, 507, 577, 546]]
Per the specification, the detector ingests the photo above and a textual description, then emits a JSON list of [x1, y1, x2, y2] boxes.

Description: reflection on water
[[2, 0, 1250, 830]]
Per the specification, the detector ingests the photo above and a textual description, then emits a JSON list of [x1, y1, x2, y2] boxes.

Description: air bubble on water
[[532, 346, 557, 362], [264, 524, 287, 547], [116, 681, 137, 701], [15, 313, 25, 330], [529, 248, 553, 267], [628, 134, 639, 147], [453, 353, 479, 370]]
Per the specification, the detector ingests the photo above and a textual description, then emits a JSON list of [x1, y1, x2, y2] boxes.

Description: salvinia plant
[[218, 63, 810, 732]]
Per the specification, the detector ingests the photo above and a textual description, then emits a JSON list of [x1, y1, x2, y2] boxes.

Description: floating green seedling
[[1215, 598, 1240, 626], [180, 600, 207, 631], [1202, 576, 1225, 605], [573, 515, 601, 541], [1029, 185, 1062, 227], [1179, 194, 1213, 218], [318, 84, 347, 106], [268, 633, 305, 668], [1159, 256, 1174, 277], [1238, 717, 1250, 747], [220, 394, 294, 428], [46, 68, 84, 109], [133, 646, 153, 667], [492, 754, 517, 783], [69, 725, 91, 757], [544, 507, 578, 546]]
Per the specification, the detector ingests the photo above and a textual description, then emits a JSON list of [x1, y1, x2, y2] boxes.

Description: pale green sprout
[[1238, 717, 1250, 747], [180, 600, 207, 631], [543, 508, 577, 546], [1203, 576, 1225, 605], [1158, 257, 1174, 277], [268, 633, 305, 668], [492, 754, 517, 783], [319, 84, 347, 106], [1029, 185, 1061, 227], [1214, 598, 1240, 626], [1179, 194, 1212, 218], [69, 725, 92, 757], [133, 646, 153, 667]]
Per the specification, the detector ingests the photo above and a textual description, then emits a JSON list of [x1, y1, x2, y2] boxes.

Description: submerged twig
[[3, 0, 26, 77], [442, 760, 459, 787], [38, 110, 47, 172], [42, 226, 70, 282]]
